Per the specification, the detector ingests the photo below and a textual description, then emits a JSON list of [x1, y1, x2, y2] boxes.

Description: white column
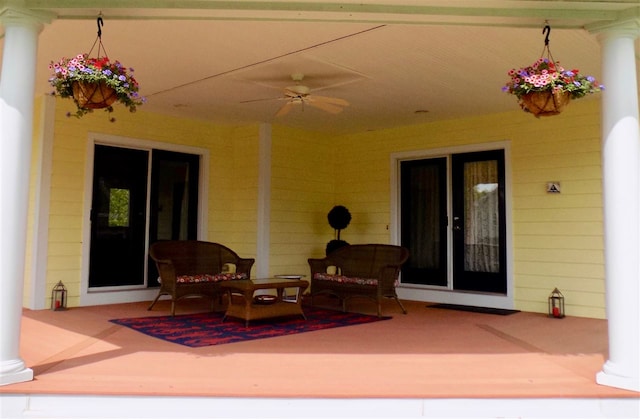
[[256, 123, 272, 278], [0, 3, 51, 386], [594, 20, 640, 392]]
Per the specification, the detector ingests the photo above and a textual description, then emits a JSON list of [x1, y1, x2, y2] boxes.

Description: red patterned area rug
[[110, 307, 390, 347]]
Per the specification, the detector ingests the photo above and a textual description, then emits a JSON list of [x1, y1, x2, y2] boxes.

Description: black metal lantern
[[51, 281, 67, 311], [548, 287, 565, 318]]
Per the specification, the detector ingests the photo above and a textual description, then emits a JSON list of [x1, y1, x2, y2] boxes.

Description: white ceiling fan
[[243, 73, 350, 117]]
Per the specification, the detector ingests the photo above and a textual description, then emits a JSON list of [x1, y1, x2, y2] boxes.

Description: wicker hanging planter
[[502, 23, 602, 118], [72, 81, 118, 109], [48, 15, 144, 121], [519, 90, 571, 118]]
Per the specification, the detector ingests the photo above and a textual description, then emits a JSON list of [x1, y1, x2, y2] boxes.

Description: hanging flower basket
[[49, 53, 144, 120], [502, 24, 603, 118], [71, 80, 118, 109], [503, 58, 601, 118], [47, 16, 144, 121], [519, 89, 571, 117]]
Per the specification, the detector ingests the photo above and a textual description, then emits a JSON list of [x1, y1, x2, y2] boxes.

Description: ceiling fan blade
[[275, 101, 296, 117], [308, 100, 345, 114], [240, 96, 281, 104], [309, 95, 349, 107]]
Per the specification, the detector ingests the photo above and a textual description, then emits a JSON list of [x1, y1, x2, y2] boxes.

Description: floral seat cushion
[[175, 272, 248, 284], [313, 272, 378, 286]]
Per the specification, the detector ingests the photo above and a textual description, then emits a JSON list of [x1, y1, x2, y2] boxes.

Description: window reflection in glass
[[108, 188, 130, 227], [464, 161, 499, 273]]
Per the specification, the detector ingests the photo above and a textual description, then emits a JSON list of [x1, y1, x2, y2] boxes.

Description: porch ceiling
[[1, 0, 639, 135]]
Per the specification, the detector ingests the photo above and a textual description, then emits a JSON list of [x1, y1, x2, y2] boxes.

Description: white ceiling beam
[[15, 1, 640, 30]]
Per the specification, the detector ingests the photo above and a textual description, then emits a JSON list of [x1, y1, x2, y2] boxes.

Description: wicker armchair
[[148, 240, 255, 316], [308, 244, 409, 317]]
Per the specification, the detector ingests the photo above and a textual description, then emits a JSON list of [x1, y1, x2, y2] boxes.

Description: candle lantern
[[51, 281, 67, 311], [548, 287, 565, 318]]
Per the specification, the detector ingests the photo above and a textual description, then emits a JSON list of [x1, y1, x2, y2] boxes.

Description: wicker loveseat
[[148, 240, 255, 316], [308, 244, 410, 317]]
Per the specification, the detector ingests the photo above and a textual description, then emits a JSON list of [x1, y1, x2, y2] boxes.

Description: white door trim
[[390, 140, 515, 309], [80, 133, 209, 306]]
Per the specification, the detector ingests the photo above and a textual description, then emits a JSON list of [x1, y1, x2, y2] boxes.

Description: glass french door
[[88, 145, 199, 289], [400, 149, 507, 294], [451, 150, 506, 293], [400, 158, 448, 286]]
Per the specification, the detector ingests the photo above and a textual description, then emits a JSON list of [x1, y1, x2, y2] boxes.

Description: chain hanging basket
[[48, 15, 144, 121], [519, 89, 571, 118], [502, 23, 603, 119], [72, 80, 118, 109]]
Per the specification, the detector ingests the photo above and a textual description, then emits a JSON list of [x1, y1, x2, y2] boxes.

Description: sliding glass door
[[88, 145, 199, 289], [89, 146, 149, 288]]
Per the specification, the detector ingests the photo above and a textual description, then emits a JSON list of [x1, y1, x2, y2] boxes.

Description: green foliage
[[328, 205, 352, 231], [108, 188, 130, 227], [49, 54, 145, 119], [503, 58, 603, 100]]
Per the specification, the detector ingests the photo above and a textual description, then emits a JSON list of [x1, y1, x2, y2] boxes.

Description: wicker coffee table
[[219, 278, 309, 326]]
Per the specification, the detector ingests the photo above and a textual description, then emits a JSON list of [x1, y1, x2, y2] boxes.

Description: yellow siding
[[510, 100, 604, 318], [269, 126, 334, 275], [35, 96, 606, 318], [331, 137, 395, 244], [334, 99, 604, 318], [44, 99, 259, 308], [208, 125, 260, 259]]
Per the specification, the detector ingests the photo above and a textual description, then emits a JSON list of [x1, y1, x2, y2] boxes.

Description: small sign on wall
[[547, 182, 561, 193]]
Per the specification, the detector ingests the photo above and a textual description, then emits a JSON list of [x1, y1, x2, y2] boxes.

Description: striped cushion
[[175, 273, 248, 284]]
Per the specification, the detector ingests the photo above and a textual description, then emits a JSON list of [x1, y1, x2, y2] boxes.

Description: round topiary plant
[[327, 205, 351, 239], [326, 205, 351, 255]]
